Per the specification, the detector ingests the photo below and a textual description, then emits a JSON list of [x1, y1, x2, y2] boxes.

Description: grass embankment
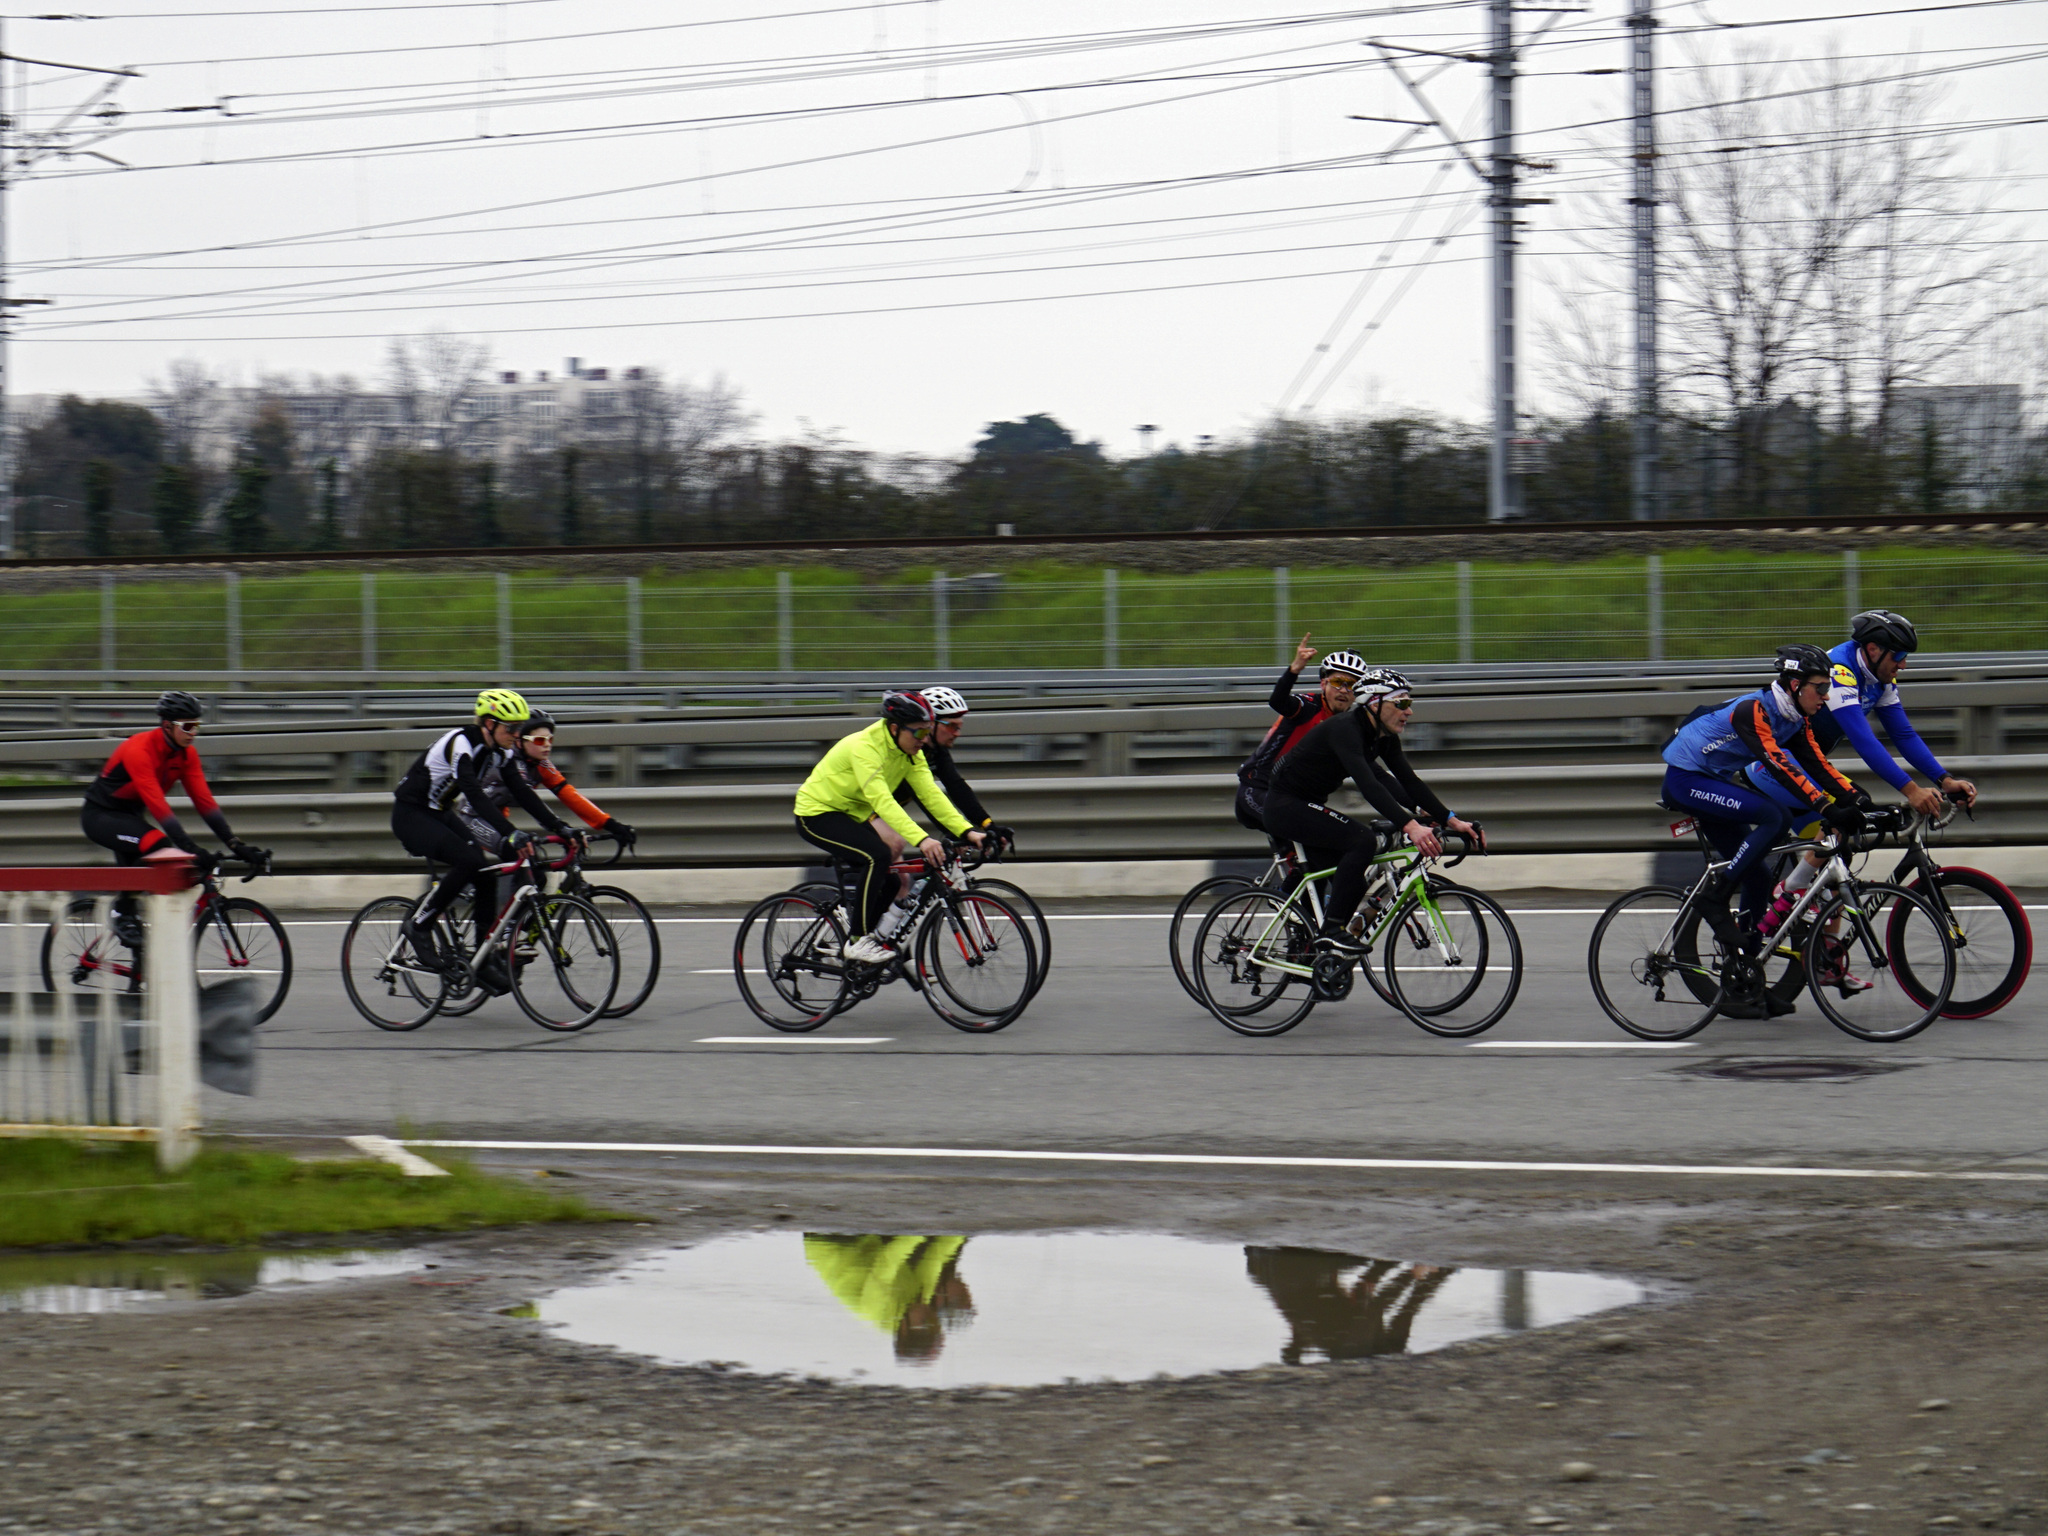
[[0, 1136, 617, 1248], [5, 545, 2039, 670]]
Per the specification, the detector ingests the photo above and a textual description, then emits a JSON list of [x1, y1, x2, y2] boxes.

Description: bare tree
[[384, 330, 495, 454], [146, 357, 231, 469]]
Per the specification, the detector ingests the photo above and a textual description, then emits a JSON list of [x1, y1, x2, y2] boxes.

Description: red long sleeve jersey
[[85, 727, 221, 823]]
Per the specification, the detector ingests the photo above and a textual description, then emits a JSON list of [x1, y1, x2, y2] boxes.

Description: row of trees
[[17, 391, 2042, 558]]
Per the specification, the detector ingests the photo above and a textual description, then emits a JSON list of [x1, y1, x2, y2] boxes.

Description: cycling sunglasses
[[523, 732, 555, 746]]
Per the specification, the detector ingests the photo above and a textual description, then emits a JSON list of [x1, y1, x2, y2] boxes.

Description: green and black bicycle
[[1188, 828, 1522, 1038]]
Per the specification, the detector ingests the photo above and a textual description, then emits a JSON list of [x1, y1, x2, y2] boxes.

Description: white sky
[[6, 0, 2044, 459]]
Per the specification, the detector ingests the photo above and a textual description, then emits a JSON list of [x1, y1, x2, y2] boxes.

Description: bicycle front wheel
[[1169, 875, 1254, 1004], [583, 884, 662, 1017], [734, 893, 848, 1032], [1807, 881, 1952, 1043], [1587, 886, 1721, 1041], [1191, 890, 1317, 1037], [340, 896, 446, 1032], [968, 876, 1051, 1001], [1900, 867, 2031, 1020], [916, 891, 1037, 1033], [510, 894, 620, 1032], [194, 897, 294, 1024], [1383, 886, 1522, 1037]]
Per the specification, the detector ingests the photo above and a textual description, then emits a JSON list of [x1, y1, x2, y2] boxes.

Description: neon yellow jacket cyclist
[[802, 1234, 968, 1334], [794, 719, 973, 845]]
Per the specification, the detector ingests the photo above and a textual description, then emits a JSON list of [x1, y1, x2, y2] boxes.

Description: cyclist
[[862, 686, 1011, 892], [1262, 668, 1485, 957], [1235, 636, 1365, 834], [793, 691, 986, 966], [459, 710, 640, 855], [391, 688, 558, 964], [81, 689, 264, 945], [1661, 645, 1865, 960]]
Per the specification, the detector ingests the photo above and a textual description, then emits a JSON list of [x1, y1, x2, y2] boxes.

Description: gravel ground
[[5, 1158, 2046, 1536]]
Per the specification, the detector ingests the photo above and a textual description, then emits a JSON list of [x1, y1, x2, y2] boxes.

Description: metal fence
[[0, 866, 200, 1169], [16, 551, 2048, 678]]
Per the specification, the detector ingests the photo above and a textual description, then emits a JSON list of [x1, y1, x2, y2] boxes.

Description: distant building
[[1890, 385, 2027, 508]]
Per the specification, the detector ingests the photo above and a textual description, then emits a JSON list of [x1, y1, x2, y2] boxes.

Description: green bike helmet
[[475, 688, 531, 723]]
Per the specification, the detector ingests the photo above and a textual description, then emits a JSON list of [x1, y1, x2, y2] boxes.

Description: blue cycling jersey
[[1809, 638, 1946, 794], [1663, 682, 1856, 810]]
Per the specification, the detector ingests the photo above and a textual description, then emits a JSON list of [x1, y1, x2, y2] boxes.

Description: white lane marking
[[1469, 1040, 1693, 1049], [344, 1134, 450, 1178], [694, 1036, 892, 1045], [403, 1140, 2048, 1184]]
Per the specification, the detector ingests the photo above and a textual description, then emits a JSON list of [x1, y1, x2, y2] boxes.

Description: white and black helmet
[[922, 685, 969, 718], [1318, 649, 1368, 682], [1353, 667, 1412, 704]]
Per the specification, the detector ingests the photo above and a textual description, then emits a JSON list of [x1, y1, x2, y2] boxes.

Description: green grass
[[13, 544, 2043, 671], [0, 1136, 621, 1249]]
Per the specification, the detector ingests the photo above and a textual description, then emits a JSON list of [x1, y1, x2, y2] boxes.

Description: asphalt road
[[204, 890, 2048, 1175]]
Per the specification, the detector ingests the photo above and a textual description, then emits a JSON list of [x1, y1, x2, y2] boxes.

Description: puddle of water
[[538, 1232, 1643, 1389], [0, 1250, 425, 1314]]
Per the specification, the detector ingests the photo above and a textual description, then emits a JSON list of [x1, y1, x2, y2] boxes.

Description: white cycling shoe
[[840, 934, 896, 966]]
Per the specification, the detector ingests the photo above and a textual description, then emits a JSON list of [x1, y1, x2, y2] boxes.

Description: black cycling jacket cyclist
[[1264, 707, 1453, 934], [393, 719, 556, 937]]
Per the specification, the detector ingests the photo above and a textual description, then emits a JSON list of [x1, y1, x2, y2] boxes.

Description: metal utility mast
[[0, 23, 136, 557], [1486, 0, 1520, 523], [1627, 0, 1659, 521]]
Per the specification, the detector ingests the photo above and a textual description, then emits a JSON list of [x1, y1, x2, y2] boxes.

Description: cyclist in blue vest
[[1758, 609, 1977, 938], [1662, 645, 1865, 958]]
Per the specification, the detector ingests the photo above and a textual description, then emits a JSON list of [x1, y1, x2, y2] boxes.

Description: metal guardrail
[[1, 755, 2040, 871], [7, 675, 2048, 788]]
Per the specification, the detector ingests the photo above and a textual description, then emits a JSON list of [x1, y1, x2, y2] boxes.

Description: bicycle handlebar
[[583, 826, 633, 868]]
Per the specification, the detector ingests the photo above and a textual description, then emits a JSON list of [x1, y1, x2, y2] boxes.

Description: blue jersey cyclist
[[1758, 609, 1975, 938], [1662, 645, 1866, 960]]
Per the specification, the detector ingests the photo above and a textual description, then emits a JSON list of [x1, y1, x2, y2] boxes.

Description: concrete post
[[776, 571, 795, 675], [1103, 568, 1119, 671], [145, 888, 200, 1172]]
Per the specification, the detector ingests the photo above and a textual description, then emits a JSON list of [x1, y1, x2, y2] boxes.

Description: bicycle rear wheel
[[340, 896, 446, 1032], [583, 884, 661, 1017], [1169, 875, 1254, 1004], [1191, 890, 1317, 1037], [1807, 882, 1951, 1043], [1586, 886, 1721, 1041], [734, 893, 848, 1032], [509, 893, 620, 1032], [41, 897, 137, 997], [1899, 867, 2031, 1020], [967, 876, 1050, 1001], [195, 896, 294, 1024], [916, 891, 1037, 1033], [1383, 886, 1522, 1037]]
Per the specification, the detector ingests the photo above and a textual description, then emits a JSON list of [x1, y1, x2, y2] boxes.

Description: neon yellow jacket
[[803, 1234, 968, 1333], [793, 720, 971, 844]]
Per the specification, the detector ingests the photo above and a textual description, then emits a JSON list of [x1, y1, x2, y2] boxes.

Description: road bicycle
[[1190, 829, 1520, 1038], [1587, 806, 1956, 1043], [341, 833, 620, 1033], [1169, 842, 1292, 1005], [736, 841, 1038, 1034], [41, 850, 293, 1024], [537, 828, 660, 1018], [794, 829, 1050, 1003], [1861, 798, 2029, 1020]]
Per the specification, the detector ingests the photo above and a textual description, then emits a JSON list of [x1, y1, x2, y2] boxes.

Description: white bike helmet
[[922, 685, 969, 718], [1353, 667, 1412, 705], [1318, 650, 1368, 682]]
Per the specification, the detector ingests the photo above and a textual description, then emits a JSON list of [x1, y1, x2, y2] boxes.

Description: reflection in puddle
[[539, 1232, 1642, 1388], [0, 1250, 424, 1314]]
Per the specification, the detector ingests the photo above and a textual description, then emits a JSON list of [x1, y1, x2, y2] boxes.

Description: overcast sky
[[6, 0, 2043, 458]]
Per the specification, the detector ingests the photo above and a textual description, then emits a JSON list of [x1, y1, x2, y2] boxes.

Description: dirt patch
[[5, 1159, 2046, 1536]]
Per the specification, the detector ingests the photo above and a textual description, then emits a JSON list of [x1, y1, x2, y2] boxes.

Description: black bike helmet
[[880, 690, 936, 729], [155, 689, 203, 721], [1851, 608, 1918, 655], [518, 709, 557, 735], [1774, 644, 1833, 685]]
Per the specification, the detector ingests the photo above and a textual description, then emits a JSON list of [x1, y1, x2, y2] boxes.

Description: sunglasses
[[904, 725, 933, 740], [1384, 698, 1415, 711], [168, 719, 201, 732], [524, 734, 555, 746]]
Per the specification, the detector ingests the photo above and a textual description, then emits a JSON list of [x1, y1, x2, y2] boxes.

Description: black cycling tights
[[1260, 792, 1385, 927], [392, 802, 495, 934], [796, 811, 895, 937]]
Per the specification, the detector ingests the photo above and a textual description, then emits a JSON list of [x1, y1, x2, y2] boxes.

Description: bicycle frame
[[1227, 841, 1466, 987]]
